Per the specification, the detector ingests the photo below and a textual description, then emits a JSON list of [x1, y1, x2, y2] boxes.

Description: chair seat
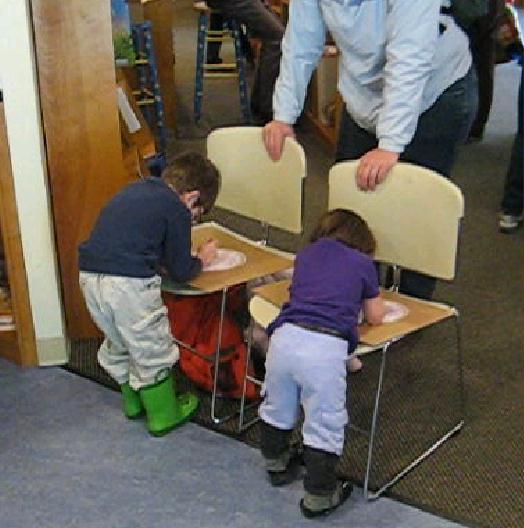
[[250, 280, 456, 348]]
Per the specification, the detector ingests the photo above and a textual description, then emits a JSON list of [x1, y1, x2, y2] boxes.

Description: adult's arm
[[357, 0, 441, 190], [265, 0, 326, 161], [378, 0, 440, 152]]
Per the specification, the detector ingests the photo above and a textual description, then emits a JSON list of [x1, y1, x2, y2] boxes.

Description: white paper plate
[[203, 249, 247, 272], [382, 300, 409, 323]]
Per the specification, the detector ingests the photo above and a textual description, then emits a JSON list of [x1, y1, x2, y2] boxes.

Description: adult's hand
[[356, 148, 399, 191], [262, 120, 295, 161]]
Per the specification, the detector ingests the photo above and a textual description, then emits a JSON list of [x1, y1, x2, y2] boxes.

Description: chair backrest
[[328, 161, 464, 280], [207, 127, 306, 234]]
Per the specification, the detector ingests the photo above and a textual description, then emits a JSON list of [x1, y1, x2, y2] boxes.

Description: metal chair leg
[[238, 320, 262, 432], [363, 343, 389, 500], [238, 319, 253, 431], [453, 311, 467, 420], [364, 314, 466, 500], [210, 287, 232, 424]]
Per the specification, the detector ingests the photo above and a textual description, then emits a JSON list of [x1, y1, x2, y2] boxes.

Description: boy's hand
[[197, 239, 219, 267]]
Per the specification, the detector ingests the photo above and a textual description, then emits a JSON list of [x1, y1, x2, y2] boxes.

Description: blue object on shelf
[[131, 21, 167, 152]]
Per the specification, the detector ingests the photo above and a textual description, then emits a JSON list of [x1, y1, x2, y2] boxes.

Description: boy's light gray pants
[[259, 323, 349, 456], [79, 272, 179, 390]]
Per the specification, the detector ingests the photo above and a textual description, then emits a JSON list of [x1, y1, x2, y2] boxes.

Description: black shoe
[[299, 480, 353, 518], [499, 211, 523, 233], [267, 446, 304, 487]]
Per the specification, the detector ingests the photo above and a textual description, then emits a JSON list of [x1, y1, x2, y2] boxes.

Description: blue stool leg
[[231, 21, 251, 123], [131, 25, 153, 125], [194, 12, 208, 123], [142, 21, 167, 152]]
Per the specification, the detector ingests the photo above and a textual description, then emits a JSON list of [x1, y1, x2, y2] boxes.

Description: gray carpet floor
[[0, 358, 467, 528]]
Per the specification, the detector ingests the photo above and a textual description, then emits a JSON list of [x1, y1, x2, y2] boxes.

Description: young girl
[[258, 209, 385, 518]]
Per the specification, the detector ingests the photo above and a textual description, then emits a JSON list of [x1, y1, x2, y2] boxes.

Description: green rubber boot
[[139, 376, 199, 437], [121, 383, 145, 419]]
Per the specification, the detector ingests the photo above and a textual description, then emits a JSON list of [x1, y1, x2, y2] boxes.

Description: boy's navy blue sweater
[[78, 177, 202, 281]]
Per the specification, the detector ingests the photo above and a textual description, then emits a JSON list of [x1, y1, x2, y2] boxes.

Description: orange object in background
[[163, 286, 260, 400]]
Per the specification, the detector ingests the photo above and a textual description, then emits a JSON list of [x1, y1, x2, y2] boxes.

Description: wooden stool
[[194, 4, 251, 123]]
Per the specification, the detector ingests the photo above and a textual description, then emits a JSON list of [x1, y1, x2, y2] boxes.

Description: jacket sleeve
[[273, 0, 326, 124], [163, 209, 202, 283], [377, 0, 441, 153]]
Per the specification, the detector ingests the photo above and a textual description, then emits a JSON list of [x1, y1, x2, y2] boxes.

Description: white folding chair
[[206, 126, 306, 426], [328, 160, 465, 499], [207, 126, 306, 240]]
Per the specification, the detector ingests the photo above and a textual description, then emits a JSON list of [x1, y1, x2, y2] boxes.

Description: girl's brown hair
[[310, 208, 376, 255]]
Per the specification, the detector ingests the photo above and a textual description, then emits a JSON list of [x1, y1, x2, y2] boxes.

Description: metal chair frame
[[356, 271, 466, 499]]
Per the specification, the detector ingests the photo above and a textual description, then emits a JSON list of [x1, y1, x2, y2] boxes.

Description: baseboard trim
[[37, 336, 68, 366]]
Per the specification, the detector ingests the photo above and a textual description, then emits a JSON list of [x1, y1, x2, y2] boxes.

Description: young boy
[[258, 209, 385, 518], [78, 152, 220, 436]]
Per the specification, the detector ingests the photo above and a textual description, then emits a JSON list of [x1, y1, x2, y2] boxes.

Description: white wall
[[0, 0, 67, 365]]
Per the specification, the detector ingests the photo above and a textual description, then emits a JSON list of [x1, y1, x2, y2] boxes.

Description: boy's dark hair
[[162, 152, 221, 213], [310, 208, 376, 256]]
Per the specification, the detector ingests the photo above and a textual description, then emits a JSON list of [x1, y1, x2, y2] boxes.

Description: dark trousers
[[207, 0, 284, 121], [336, 67, 478, 298], [207, 14, 252, 63], [261, 421, 339, 495], [469, 0, 505, 138], [501, 70, 523, 215], [470, 36, 496, 138]]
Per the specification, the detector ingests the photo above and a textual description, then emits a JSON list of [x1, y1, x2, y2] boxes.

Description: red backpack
[[163, 286, 260, 400]]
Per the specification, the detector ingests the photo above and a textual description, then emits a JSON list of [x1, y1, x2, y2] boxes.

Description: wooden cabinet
[[0, 103, 38, 365], [31, 0, 134, 340]]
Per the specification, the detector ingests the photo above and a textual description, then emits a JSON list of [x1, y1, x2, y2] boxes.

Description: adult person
[[468, 0, 506, 142], [205, 0, 285, 124], [263, 0, 478, 299], [499, 40, 523, 232]]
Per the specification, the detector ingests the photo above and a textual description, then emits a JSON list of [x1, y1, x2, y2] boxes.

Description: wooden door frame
[[0, 103, 38, 366]]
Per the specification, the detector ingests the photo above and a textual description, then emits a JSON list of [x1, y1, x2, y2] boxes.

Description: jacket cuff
[[377, 138, 405, 154]]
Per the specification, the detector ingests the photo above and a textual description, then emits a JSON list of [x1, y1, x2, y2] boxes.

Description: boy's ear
[[180, 190, 200, 208]]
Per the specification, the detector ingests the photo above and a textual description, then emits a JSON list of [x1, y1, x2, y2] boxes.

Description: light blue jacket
[[273, 0, 472, 153]]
